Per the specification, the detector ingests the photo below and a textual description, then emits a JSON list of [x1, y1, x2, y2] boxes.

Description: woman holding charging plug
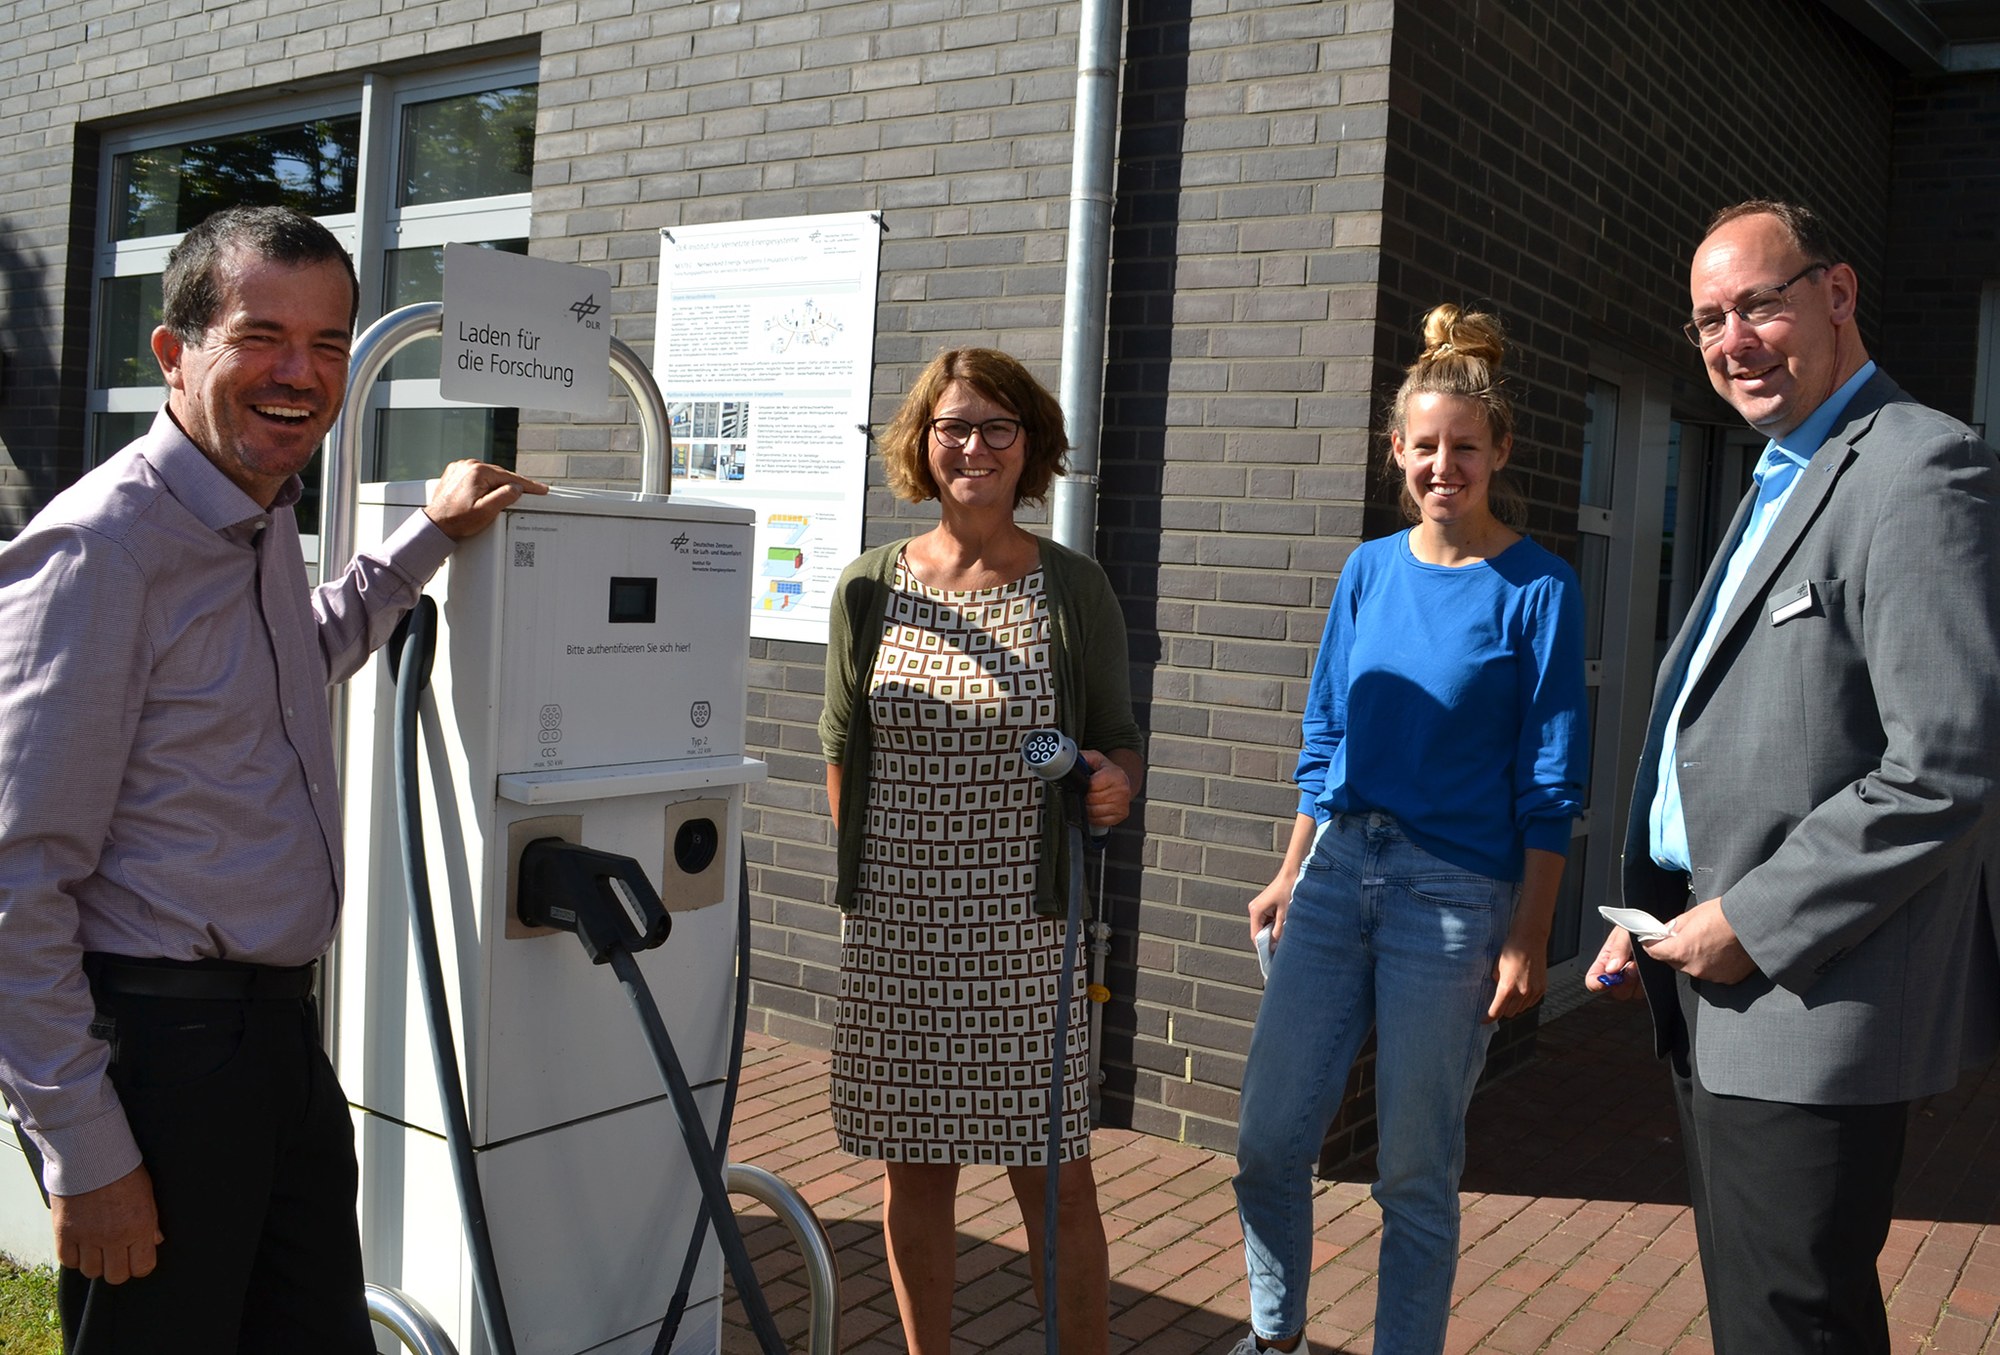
[[1222, 306, 1588, 1355], [819, 347, 1145, 1355]]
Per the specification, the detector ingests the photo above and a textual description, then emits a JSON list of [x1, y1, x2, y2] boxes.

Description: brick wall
[[0, 39, 96, 537], [1882, 71, 2000, 426], [1383, 0, 1895, 524]]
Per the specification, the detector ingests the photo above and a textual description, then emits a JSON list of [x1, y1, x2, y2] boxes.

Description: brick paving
[[722, 997, 2000, 1354]]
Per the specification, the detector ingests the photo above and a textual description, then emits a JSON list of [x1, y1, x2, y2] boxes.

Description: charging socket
[[660, 798, 727, 912]]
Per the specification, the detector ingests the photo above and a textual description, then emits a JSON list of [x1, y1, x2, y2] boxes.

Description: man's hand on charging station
[[423, 459, 549, 540]]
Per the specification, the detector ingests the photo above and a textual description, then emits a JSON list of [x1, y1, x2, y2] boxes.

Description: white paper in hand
[[1597, 905, 1671, 942]]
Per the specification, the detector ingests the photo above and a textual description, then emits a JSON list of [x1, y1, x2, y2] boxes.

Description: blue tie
[[1753, 447, 1800, 513]]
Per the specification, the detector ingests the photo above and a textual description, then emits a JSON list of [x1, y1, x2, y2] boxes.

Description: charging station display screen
[[607, 576, 657, 624], [477, 498, 752, 771]]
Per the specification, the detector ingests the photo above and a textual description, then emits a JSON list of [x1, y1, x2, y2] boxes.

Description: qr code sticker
[[513, 542, 535, 568]]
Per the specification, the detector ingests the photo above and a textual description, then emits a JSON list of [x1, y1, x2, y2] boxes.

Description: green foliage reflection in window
[[95, 274, 165, 388], [400, 86, 537, 206], [111, 118, 361, 241]]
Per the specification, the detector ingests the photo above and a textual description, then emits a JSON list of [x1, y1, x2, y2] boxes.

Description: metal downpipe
[[1053, 0, 1125, 555]]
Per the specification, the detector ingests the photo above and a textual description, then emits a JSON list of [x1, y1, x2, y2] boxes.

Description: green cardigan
[[820, 536, 1144, 917]]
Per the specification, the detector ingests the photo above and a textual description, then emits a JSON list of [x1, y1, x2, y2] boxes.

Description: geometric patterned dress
[[829, 559, 1093, 1165]]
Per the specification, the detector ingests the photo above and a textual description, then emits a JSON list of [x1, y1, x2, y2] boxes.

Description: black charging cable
[[389, 597, 520, 1355], [651, 844, 756, 1353], [1021, 728, 1109, 1355], [610, 944, 789, 1355]]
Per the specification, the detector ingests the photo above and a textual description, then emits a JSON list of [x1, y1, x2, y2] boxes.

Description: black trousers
[[59, 965, 372, 1355], [1672, 987, 1908, 1355]]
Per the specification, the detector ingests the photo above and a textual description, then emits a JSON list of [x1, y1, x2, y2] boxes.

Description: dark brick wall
[[1882, 71, 2000, 426], [1382, 0, 1896, 530]]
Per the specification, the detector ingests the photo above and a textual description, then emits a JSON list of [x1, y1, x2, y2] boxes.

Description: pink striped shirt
[[0, 409, 451, 1194]]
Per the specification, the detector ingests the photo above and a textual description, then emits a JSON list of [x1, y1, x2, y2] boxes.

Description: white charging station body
[[338, 485, 764, 1355]]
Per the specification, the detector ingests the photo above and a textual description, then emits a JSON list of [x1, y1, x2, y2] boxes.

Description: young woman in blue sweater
[[1223, 306, 1589, 1355]]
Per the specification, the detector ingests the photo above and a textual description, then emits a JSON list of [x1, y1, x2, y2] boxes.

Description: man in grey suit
[[1588, 199, 2000, 1354]]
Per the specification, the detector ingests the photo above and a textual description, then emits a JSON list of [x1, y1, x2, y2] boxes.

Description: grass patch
[[0, 1256, 58, 1355]]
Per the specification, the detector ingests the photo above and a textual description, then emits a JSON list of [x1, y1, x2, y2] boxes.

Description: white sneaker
[[1222, 1338, 1306, 1355]]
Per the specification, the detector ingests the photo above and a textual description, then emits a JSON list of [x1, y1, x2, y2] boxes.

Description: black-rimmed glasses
[[928, 417, 1022, 450], [1683, 264, 1828, 348]]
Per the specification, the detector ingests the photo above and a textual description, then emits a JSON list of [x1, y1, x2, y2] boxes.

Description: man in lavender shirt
[[0, 206, 544, 1352]]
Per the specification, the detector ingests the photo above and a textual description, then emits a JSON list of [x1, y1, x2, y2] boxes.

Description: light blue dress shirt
[[1648, 362, 1878, 872]]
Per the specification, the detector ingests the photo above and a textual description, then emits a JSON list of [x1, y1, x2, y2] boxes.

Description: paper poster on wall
[[653, 213, 880, 643]]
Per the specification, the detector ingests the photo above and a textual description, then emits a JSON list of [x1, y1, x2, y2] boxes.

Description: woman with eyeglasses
[[819, 346, 1145, 1355], [1220, 306, 1587, 1355]]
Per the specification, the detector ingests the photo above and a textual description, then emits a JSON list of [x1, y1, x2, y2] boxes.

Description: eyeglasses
[[928, 417, 1022, 451], [1682, 264, 1827, 348]]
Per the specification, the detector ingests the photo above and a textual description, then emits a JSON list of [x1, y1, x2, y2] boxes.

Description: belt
[[83, 953, 317, 1002]]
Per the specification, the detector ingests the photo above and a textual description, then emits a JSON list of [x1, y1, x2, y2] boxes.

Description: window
[[88, 62, 536, 560], [1658, 421, 1759, 671], [1544, 363, 1676, 1004], [111, 118, 362, 241]]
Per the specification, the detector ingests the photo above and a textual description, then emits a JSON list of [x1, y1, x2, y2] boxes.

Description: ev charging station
[[323, 284, 801, 1355]]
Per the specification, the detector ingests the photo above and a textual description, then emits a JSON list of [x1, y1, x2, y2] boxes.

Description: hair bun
[[1419, 304, 1506, 368]]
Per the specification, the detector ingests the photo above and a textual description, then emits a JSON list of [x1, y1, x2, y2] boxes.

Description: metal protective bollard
[[367, 1282, 459, 1355], [320, 301, 675, 586], [727, 1161, 842, 1355], [363, 1173, 835, 1355]]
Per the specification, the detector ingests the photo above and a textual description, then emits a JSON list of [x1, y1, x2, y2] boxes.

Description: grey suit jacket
[[1621, 370, 2000, 1104]]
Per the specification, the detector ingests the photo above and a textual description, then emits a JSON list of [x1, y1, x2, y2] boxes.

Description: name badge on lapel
[[1770, 580, 1815, 625]]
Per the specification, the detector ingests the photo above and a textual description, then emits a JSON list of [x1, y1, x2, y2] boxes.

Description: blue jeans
[[1234, 812, 1517, 1354]]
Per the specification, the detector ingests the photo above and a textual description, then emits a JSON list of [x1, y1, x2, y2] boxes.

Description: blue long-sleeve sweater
[[1296, 530, 1589, 882]]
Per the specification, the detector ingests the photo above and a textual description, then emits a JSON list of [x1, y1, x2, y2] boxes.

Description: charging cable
[[1020, 728, 1108, 1355], [653, 843, 757, 1353], [389, 597, 519, 1355]]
